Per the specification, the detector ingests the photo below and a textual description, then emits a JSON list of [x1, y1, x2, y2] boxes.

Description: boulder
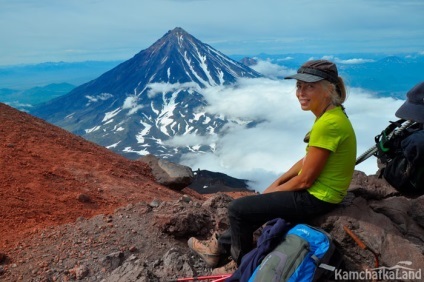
[[310, 171, 424, 279], [139, 154, 193, 191]]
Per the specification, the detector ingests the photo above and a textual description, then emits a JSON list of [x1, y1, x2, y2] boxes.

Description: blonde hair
[[322, 77, 347, 106]]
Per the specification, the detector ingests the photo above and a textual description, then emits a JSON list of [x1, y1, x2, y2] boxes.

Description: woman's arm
[[263, 146, 331, 193], [263, 158, 304, 193]]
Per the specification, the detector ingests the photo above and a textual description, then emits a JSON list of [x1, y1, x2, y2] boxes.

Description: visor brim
[[284, 73, 325, 83]]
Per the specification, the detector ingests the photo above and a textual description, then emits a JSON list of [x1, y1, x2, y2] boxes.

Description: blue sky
[[1, 0, 423, 66]]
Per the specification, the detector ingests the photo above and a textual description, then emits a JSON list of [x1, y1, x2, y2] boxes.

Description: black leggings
[[217, 190, 338, 265]]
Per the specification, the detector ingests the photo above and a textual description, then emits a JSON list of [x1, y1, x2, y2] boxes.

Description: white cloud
[[173, 71, 403, 193], [276, 57, 294, 62], [336, 58, 376, 64], [122, 96, 138, 109], [147, 82, 201, 98], [122, 95, 144, 115], [200, 78, 301, 121], [6, 101, 33, 109], [319, 55, 375, 65], [249, 60, 295, 79], [85, 93, 113, 104], [164, 133, 218, 147]]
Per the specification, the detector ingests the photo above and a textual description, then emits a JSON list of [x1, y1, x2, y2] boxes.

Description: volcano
[[31, 27, 262, 161]]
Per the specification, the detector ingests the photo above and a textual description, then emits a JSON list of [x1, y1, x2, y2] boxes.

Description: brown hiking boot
[[211, 260, 238, 275], [187, 232, 221, 267]]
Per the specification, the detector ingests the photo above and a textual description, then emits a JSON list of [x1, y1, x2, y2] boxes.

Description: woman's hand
[[262, 158, 303, 193], [263, 146, 331, 193]]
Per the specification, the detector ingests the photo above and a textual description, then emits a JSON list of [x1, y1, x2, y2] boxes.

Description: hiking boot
[[187, 232, 221, 267], [211, 260, 238, 275]]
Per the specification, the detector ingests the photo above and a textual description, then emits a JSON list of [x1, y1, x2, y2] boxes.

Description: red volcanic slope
[[0, 103, 190, 251]]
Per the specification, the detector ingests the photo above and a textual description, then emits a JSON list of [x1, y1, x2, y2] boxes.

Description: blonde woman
[[188, 60, 357, 276]]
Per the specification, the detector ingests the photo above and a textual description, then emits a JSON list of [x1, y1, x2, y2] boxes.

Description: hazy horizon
[[1, 0, 423, 66]]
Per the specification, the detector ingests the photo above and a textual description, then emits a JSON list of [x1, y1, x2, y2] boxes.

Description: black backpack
[[373, 119, 424, 195]]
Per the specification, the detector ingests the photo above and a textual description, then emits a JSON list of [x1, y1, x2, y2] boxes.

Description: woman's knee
[[227, 199, 240, 218], [228, 197, 248, 219], [228, 195, 261, 220]]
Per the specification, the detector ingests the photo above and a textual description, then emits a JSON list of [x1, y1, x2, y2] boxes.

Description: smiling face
[[296, 80, 331, 117]]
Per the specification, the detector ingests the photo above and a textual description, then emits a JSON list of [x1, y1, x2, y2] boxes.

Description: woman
[[188, 59, 357, 275]]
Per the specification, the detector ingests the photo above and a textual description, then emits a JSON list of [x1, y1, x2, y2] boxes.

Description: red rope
[[171, 274, 231, 281]]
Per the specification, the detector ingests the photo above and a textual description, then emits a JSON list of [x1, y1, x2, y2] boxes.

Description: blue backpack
[[248, 224, 337, 282]]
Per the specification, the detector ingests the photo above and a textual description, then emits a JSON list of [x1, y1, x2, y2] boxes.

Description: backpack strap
[[311, 254, 320, 264], [374, 119, 418, 164], [309, 254, 337, 273], [374, 119, 404, 163], [318, 263, 336, 272]]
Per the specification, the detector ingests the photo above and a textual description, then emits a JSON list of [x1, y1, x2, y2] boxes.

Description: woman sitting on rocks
[[188, 59, 357, 275]]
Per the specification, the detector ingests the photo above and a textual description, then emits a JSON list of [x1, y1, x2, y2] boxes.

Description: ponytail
[[336, 77, 347, 104], [324, 77, 347, 106], [323, 77, 348, 117]]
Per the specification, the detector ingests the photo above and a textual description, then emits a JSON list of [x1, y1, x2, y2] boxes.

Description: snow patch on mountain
[[103, 108, 121, 122], [85, 125, 101, 133]]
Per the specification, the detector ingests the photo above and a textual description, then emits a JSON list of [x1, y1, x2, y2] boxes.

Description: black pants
[[217, 190, 338, 265]]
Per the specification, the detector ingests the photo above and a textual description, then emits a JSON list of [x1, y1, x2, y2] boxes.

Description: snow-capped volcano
[[31, 27, 262, 161]]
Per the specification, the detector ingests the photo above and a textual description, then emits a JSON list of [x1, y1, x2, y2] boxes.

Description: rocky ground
[[0, 103, 251, 281], [0, 193, 230, 281], [1, 102, 423, 282], [2, 179, 424, 282]]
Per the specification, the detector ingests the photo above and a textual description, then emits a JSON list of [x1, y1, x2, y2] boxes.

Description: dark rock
[[107, 259, 151, 282], [312, 187, 424, 276], [153, 201, 214, 237], [149, 199, 161, 208], [189, 169, 251, 194], [348, 170, 399, 199], [160, 248, 195, 279], [410, 195, 424, 228], [102, 252, 125, 271], [139, 155, 193, 191], [77, 194, 91, 203], [70, 264, 89, 280]]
